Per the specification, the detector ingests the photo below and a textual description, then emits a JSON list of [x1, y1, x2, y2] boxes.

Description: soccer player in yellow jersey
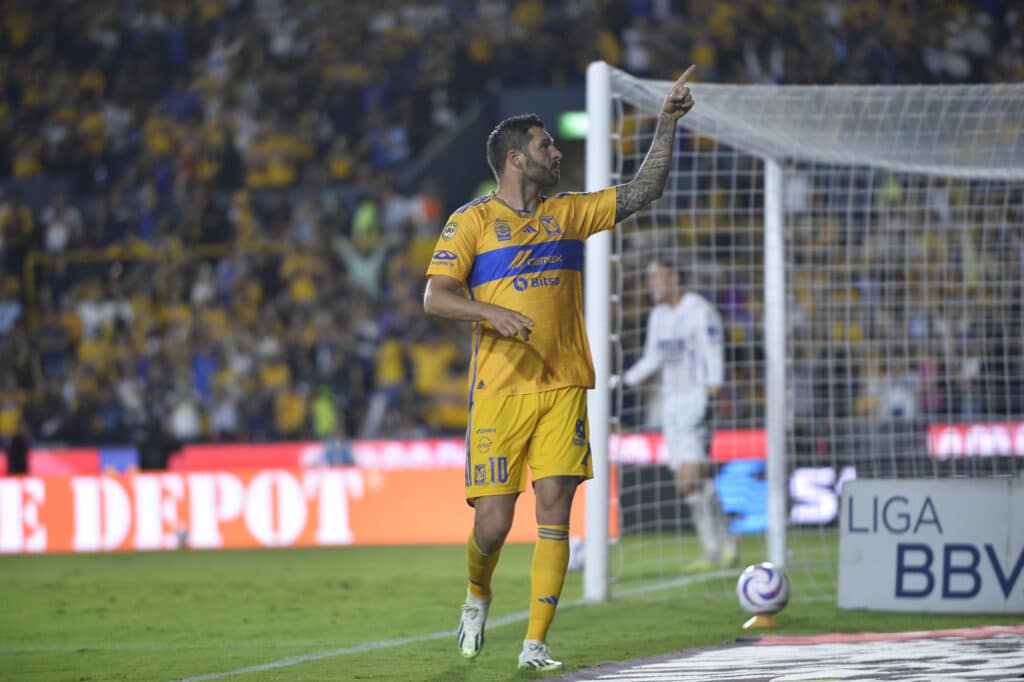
[[424, 65, 696, 671]]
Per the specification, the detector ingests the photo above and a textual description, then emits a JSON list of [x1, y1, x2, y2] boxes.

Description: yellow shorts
[[464, 386, 593, 502]]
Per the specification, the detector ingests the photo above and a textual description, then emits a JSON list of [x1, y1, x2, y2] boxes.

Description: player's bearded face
[[521, 128, 561, 188], [523, 152, 559, 188]]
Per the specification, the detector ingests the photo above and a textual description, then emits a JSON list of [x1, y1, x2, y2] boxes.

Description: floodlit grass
[[2, 541, 1019, 681]]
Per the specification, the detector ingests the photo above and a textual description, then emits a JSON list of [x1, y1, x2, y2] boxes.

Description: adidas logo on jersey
[[522, 225, 537, 233]]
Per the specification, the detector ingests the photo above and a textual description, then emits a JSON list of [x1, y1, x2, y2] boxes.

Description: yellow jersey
[[426, 188, 617, 399]]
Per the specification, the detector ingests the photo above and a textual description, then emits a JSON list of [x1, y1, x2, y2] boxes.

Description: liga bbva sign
[[839, 478, 1024, 613]]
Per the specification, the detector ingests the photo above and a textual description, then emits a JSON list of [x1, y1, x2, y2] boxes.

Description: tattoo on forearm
[[615, 114, 677, 223]]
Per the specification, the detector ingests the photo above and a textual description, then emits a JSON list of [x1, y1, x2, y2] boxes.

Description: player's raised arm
[[614, 65, 696, 224]]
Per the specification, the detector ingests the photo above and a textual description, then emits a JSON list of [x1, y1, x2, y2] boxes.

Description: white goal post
[[584, 61, 1024, 604]]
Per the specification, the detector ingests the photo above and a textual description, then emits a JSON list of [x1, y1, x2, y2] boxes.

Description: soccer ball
[[736, 562, 790, 615]]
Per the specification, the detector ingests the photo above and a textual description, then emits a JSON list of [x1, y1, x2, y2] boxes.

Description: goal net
[[584, 62, 1024, 604]]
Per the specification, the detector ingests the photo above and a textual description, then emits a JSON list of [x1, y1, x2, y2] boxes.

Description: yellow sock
[[526, 524, 570, 641], [467, 530, 501, 600]]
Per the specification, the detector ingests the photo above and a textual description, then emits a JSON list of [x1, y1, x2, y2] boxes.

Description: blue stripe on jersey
[[468, 239, 583, 289]]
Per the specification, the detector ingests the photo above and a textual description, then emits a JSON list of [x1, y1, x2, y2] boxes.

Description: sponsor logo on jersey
[[475, 427, 495, 434], [658, 338, 688, 354], [540, 215, 563, 236], [507, 251, 563, 271], [522, 224, 537, 233], [494, 218, 512, 241], [441, 222, 457, 240], [432, 249, 457, 261], [477, 436, 493, 454], [512, 275, 560, 291], [508, 249, 534, 271], [526, 254, 563, 266], [474, 464, 487, 485], [573, 419, 586, 446]]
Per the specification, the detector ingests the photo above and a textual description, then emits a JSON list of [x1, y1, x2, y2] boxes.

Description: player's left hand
[[663, 65, 696, 120]]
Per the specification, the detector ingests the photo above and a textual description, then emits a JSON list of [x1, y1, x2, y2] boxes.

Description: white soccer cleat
[[517, 640, 563, 671], [457, 592, 491, 659]]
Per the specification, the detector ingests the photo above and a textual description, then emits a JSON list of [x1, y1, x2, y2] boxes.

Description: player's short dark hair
[[486, 113, 545, 179]]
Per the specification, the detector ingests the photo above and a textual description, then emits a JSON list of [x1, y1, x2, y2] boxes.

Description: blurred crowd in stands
[[0, 0, 1022, 454]]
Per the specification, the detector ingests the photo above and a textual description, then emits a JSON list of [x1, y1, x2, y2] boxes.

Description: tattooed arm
[[615, 65, 697, 223], [615, 114, 681, 223]]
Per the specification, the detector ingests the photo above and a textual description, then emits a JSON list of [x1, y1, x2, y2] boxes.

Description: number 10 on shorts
[[489, 457, 508, 483], [475, 457, 509, 484]]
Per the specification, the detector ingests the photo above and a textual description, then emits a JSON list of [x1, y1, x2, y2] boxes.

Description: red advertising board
[[927, 422, 1024, 459], [0, 449, 100, 476], [0, 467, 611, 554]]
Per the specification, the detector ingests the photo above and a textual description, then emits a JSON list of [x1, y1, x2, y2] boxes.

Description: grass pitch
[[2, 542, 1019, 681]]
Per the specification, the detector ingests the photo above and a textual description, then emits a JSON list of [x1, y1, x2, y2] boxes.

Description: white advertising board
[[839, 478, 1023, 612]]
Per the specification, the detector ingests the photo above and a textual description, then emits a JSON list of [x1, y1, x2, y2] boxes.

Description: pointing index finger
[[679, 64, 696, 84]]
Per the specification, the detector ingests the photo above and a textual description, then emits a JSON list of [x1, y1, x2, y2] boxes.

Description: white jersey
[[622, 291, 724, 409]]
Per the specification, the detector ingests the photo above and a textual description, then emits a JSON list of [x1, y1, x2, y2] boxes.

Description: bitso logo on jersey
[[513, 275, 560, 291]]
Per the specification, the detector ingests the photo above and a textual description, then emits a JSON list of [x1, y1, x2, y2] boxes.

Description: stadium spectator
[[322, 418, 355, 467], [1, 190, 35, 275], [40, 193, 83, 254], [0, 276, 23, 334], [4, 418, 30, 475]]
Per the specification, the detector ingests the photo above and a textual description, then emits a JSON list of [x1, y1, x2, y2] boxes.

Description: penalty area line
[[172, 573, 720, 681]]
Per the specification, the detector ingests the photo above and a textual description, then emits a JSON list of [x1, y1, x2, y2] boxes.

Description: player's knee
[[473, 501, 515, 552], [474, 516, 512, 553], [534, 476, 578, 525], [536, 506, 571, 526]]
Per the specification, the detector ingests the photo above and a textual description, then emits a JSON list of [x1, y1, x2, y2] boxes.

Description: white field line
[[169, 573, 724, 681]]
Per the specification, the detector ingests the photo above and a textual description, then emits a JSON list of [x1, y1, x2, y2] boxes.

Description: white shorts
[[660, 393, 711, 468]]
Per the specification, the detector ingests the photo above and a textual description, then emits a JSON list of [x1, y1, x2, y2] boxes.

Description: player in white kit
[[619, 257, 738, 570]]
